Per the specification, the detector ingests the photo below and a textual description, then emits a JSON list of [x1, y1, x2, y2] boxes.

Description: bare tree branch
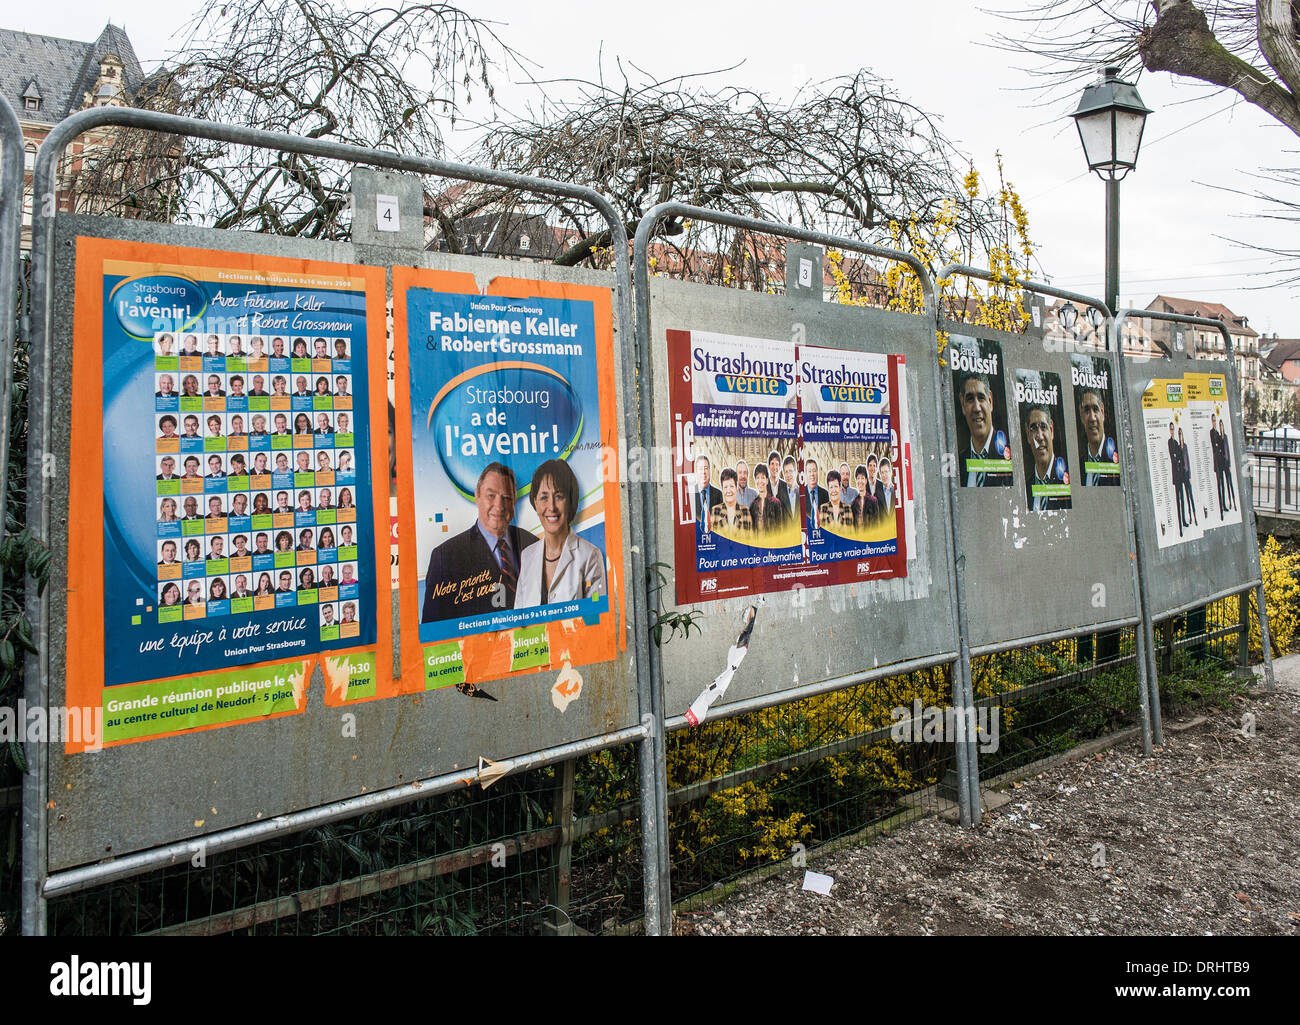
[[466, 67, 994, 286], [76, 0, 526, 238]]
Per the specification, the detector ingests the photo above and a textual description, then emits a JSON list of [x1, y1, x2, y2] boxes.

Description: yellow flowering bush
[[662, 668, 978, 876], [827, 153, 1036, 355], [1208, 534, 1300, 657]]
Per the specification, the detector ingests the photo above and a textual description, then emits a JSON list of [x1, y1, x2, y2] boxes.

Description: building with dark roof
[[1254, 336, 1300, 427], [2, 22, 146, 248], [1145, 294, 1259, 382]]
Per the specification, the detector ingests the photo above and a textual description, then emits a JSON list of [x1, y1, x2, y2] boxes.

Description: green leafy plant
[[646, 562, 703, 647]]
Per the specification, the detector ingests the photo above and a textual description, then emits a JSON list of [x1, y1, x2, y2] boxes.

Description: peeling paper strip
[[476, 756, 509, 790], [684, 605, 758, 727]]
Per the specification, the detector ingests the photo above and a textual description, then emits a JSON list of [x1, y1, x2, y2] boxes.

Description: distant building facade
[[1144, 295, 1260, 392], [1257, 336, 1300, 428], [1, 22, 145, 249]]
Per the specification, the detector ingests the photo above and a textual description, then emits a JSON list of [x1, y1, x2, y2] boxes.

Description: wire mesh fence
[[23, 583, 1271, 936], [46, 757, 645, 937], [974, 629, 1143, 784]]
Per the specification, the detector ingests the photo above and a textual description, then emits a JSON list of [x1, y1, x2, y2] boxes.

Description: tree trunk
[[1139, 0, 1300, 136]]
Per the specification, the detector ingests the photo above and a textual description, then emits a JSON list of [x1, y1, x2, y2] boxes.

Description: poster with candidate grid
[[65, 239, 389, 749]]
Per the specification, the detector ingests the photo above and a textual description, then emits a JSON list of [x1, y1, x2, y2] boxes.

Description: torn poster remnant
[[684, 605, 758, 726]]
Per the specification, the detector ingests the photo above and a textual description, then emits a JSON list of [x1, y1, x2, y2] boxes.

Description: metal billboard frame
[[22, 108, 663, 933], [0, 96, 22, 639], [938, 264, 1154, 757], [1112, 307, 1275, 748], [632, 202, 983, 942]]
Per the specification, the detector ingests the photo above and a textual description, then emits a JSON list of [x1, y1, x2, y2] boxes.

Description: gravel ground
[[679, 672, 1300, 937]]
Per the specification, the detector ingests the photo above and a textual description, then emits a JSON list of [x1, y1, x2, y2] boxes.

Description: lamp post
[[1071, 67, 1152, 315], [1071, 68, 1150, 670]]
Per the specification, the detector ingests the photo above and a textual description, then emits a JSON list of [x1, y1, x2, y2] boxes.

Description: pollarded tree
[[444, 67, 1004, 290], [75, 0, 522, 238]]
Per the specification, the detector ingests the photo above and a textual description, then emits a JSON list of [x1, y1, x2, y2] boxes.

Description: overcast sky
[[13, 1, 1299, 333]]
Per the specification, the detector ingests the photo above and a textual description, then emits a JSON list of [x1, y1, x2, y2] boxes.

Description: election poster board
[[1070, 353, 1122, 488], [1186, 372, 1243, 531], [949, 336, 1013, 488], [1141, 377, 1200, 549], [1012, 368, 1072, 512], [667, 329, 909, 605], [65, 239, 392, 751], [800, 345, 910, 571], [392, 268, 624, 690]]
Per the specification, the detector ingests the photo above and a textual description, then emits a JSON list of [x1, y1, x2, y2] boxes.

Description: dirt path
[[680, 667, 1300, 937]]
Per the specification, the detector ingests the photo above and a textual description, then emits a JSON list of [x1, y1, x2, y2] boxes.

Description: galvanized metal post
[[1238, 591, 1251, 677], [930, 326, 979, 825], [0, 96, 21, 573], [0, 97, 36, 932]]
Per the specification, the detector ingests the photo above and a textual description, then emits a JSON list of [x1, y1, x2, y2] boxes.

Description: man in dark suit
[[1168, 423, 1186, 534], [1222, 421, 1236, 510], [1078, 387, 1119, 487], [803, 458, 829, 530], [157, 456, 178, 481], [421, 461, 537, 623], [864, 454, 888, 511], [1024, 405, 1069, 511], [1210, 414, 1226, 517], [777, 455, 799, 523], [691, 455, 722, 530], [1179, 427, 1197, 526], [957, 371, 1012, 487]]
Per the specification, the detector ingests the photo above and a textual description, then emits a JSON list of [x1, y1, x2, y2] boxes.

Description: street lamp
[[1056, 300, 1105, 347], [1071, 66, 1151, 315]]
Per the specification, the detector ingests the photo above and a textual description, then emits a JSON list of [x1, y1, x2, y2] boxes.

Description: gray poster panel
[[648, 276, 958, 724], [941, 322, 1138, 651], [45, 216, 638, 870], [1122, 344, 1256, 617]]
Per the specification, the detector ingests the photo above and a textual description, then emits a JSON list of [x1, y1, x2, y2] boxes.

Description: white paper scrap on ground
[[802, 870, 834, 895], [684, 605, 758, 727]]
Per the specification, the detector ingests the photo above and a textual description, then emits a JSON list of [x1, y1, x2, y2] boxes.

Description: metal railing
[[1246, 446, 1300, 515]]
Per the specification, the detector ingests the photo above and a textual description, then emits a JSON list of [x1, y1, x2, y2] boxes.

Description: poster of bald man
[[1014, 369, 1072, 511], [950, 335, 1012, 487]]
